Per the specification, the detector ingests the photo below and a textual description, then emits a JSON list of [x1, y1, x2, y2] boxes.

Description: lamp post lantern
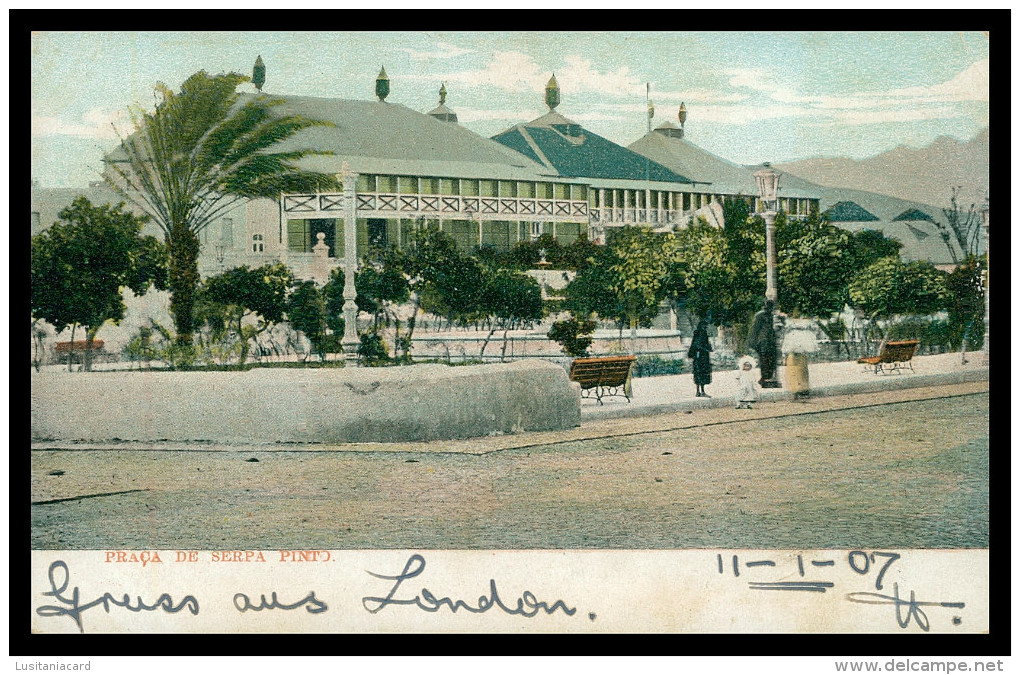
[[753, 163, 783, 388], [980, 196, 989, 365], [341, 162, 361, 365]]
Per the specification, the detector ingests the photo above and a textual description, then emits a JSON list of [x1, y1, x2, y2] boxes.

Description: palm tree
[[106, 70, 340, 347]]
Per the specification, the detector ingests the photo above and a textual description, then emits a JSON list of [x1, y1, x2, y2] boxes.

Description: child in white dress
[[735, 355, 758, 409]]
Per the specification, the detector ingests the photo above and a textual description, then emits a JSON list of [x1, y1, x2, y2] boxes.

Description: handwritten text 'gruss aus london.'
[[35, 550, 968, 632]]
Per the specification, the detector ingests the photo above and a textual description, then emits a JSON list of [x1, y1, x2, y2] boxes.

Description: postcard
[[27, 28, 993, 656]]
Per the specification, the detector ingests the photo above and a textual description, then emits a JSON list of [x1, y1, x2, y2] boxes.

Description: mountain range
[[775, 128, 989, 211]]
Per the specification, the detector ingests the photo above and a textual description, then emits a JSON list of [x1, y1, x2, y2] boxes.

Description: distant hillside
[[776, 128, 988, 210]]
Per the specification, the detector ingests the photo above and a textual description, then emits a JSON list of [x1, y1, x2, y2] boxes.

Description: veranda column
[[341, 162, 361, 365]]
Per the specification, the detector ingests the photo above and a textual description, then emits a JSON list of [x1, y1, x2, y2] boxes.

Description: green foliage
[[488, 233, 604, 272], [564, 244, 624, 324], [609, 227, 676, 331], [481, 270, 544, 328], [944, 254, 986, 351], [886, 317, 952, 352], [849, 229, 903, 271], [547, 316, 597, 357], [357, 331, 390, 366], [426, 253, 487, 327], [848, 257, 950, 321], [198, 262, 293, 364], [287, 280, 328, 361], [777, 221, 854, 318], [479, 269, 544, 359], [355, 250, 411, 324], [107, 70, 340, 345], [31, 197, 166, 371], [631, 355, 685, 378]]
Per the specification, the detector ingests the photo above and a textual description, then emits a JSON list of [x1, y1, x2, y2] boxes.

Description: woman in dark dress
[[687, 320, 713, 397]]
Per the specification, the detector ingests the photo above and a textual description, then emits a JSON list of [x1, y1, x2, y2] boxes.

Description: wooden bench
[[857, 340, 920, 375], [569, 355, 637, 404]]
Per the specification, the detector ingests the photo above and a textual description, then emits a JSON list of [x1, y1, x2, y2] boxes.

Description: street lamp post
[[341, 162, 361, 366], [753, 163, 782, 388], [980, 196, 989, 365]]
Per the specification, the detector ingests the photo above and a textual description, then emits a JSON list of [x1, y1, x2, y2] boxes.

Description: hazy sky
[[31, 30, 989, 188]]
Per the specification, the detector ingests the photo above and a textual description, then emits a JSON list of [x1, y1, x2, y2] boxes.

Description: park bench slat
[[569, 355, 636, 405], [857, 339, 919, 375]]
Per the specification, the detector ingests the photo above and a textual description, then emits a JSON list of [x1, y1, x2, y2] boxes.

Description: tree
[[848, 257, 949, 346], [398, 226, 473, 352], [776, 220, 855, 319], [666, 217, 739, 326], [478, 269, 544, 360], [945, 254, 986, 355], [548, 315, 597, 357], [937, 187, 982, 264], [106, 70, 340, 348], [848, 229, 903, 272], [197, 262, 293, 365], [31, 197, 166, 371], [421, 251, 486, 329], [564, 244, 625, 326], [287, 280, 328, 362], [608, 226, 676, 352]]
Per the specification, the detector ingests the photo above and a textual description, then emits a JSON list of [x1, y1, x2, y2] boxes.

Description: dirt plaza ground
[[31, 382, 988, 550]]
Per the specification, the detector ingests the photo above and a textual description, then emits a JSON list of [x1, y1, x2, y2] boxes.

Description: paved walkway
[[583, 350, 989, 421]]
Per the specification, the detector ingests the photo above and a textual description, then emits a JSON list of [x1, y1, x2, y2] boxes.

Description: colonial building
[[32, 59, 963, 284]]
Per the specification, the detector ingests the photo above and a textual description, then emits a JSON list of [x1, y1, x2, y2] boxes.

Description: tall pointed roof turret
[[545, 73, 560, 111], [376, 66, 390, 102], [428, 82, 459, 123], [252, 55, 266, 92]]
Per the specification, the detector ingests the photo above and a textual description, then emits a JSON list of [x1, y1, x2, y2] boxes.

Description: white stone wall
[[31, 361, 581, 444]]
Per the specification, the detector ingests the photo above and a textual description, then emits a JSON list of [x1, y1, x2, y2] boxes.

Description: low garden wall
[[31, 361, 581, 444]]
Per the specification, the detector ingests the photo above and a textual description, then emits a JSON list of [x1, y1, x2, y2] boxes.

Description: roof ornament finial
[[646, 82, 654, 134], [376, 66, 390, 102], [545, 73, 560, 111], [439, 82, 447, 105], [253, 55, 265, 93], [678, 102, 687, 138]]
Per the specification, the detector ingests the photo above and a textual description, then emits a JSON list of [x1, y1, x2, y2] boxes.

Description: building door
[[368, 218, 388, 248]]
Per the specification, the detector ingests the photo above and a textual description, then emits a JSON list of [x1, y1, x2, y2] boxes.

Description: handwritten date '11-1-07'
[[34, 551, 967, 633]]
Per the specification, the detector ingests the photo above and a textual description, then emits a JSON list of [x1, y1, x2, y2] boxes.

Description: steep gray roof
[[493, 112, 693, 184], [108, 94, 561, 183], [628, 129, 820, 199], [263, 95, 562, 181]]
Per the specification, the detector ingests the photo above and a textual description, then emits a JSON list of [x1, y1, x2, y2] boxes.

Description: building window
[[357, 174, 376, 192], [287, 218, 337, 256], [421, 177, 441, 195], [398, 176, 418, 194], [461, 179, 479, 196], [498, 181, 517, 198], [555, 183, 569, 200], [530, 222, 542, 239], [538, 182, 555, 199], [570, 184, 587, 201], [252, 233, 264, 253], [378, 175, 398, 193], [441, 178, 459, 196], [479, 180, 497, 197], [517, 181, 535, 198]]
